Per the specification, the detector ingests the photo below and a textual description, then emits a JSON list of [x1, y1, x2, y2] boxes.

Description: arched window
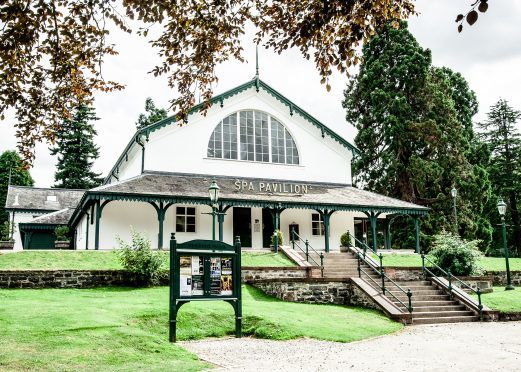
[[207, 110, 299, 165]]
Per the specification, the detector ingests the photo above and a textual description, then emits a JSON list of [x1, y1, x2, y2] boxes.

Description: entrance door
[[233, 207, 252, 248], [262, 208, 274, 248]]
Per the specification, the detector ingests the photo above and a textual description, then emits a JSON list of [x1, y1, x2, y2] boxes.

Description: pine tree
[[343, 22, 492, 248], [0, 150, 34, 223], [50, 105, 103, 189], [136, 98, 168, 130], [478, 99, 521, 256]]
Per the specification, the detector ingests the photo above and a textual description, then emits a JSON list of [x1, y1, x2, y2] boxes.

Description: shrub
[[270, 230, 284, 246], [0, 221, 13, 241], [340, 232, 351, 247], [117, 230, 165, 286], [54, 226, 70, 241], [428, 232, 483, 276]]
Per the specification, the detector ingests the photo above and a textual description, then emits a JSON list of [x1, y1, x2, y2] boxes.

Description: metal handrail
[[291, 229, 324, 277], [346, 231, 376, 258], [357, 251, 413, 313], [421, 253, 483, 320]]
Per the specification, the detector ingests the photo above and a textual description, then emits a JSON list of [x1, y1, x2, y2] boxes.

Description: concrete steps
[[412, 315, 479, 325]]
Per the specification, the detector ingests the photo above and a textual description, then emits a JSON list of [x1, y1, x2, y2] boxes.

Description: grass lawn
[[474, 287, 521, 313], [0, 285, 402, 371], [0, 250, 295, 270], [372, 253, 521, 271]]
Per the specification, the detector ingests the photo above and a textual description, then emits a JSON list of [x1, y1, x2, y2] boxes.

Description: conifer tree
[[50, 105, 103, 189], [136, 98, 168, 130], [343, 22, 492, 248], [478, 99, 521, 256], [0, 150, 34, 223]]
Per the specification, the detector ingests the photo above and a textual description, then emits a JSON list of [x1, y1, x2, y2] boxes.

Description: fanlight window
[[207, 110, 299, 165]]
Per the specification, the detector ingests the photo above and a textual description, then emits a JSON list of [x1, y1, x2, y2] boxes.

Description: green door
[[25, 231, 56, 249]]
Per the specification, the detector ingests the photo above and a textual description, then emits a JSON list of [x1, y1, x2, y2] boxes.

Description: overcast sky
[[1, 0, 520, 187]]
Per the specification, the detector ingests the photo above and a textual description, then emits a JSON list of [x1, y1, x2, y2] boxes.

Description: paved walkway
[[182, 322, 521, 371]]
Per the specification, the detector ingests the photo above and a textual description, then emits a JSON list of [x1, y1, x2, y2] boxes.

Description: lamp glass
[[451, 187, 457, 198], [497, 199, 507, 216], [208, 179, 220, 204]]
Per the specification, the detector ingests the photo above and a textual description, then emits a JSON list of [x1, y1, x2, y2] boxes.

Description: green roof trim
[[103, 78, 358, 184], [19, 223, 63, 231], [69, 190, 428, 229]]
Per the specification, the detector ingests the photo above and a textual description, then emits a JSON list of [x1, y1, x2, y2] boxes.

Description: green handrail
[[291, 228, 324, 277], [346, 231, 376, 259], [421, 253, 483, 320], [356, 251, 413, 313]]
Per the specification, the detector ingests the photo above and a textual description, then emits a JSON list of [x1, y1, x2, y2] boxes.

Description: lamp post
[[497, 198, 515, 290], [451, 187, 458, 235], [208, 179, 220, 241]]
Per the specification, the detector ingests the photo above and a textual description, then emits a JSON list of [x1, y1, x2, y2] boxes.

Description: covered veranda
[[68, 172, 429, 252]]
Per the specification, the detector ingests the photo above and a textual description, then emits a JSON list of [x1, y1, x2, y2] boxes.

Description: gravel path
[[182, 322, 521, 371]]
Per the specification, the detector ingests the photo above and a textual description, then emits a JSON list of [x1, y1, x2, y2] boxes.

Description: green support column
[[319, 210, 335, 253], [414, 217, 421, 254], [94, 200, 101, 250], [217, 205, 231, 242], [94, 200, 111, 250], [158, 203, 166, 250], [366, 212, 380, 253]]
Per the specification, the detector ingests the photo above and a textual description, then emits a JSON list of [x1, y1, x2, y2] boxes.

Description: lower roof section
[[70, 171, 428, 227]]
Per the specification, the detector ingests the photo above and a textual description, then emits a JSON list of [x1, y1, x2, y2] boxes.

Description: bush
[[0, 221, 13, 241], [340, 232, 351, 247], [271, 230, 284, 246], [428, 232, 483, 276], [117, 230, 165, 286], [54, 226, 70, 241]]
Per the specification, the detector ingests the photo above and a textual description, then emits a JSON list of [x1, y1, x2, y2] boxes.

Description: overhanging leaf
[[466, 10, 478, 26]]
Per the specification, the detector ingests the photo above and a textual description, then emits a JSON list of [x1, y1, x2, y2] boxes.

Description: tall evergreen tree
[[0, 150, 34, 223], [49, 105, 103, 189], [478, 99, 521, 256], [343, 22, 492, 248], [136, 98, 168, 130]]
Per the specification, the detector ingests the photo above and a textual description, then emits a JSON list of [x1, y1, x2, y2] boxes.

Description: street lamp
[[497, 198, 514, 290], [451, 187, 458, 235], [208, 179, 220, 240]]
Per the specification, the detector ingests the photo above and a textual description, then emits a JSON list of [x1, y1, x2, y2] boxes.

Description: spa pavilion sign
[[233, 179, 311, 195], [5, 76, 428, 253]]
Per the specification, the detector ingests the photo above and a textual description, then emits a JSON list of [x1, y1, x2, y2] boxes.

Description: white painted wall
[[112, 87, 353, 185], [77, 201, 359, 251]]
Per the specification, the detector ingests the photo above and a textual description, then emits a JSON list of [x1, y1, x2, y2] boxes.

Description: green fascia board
[[69, 190, 428, 229], [19, 223, 64, 231], [103, 78, 358, 184]]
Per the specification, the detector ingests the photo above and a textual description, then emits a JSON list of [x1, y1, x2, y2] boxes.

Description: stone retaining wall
[[0, 266, 311, 289], [252, 278, 379, 310], [486, 271, 521, 286], [0, 270, 131, 289]]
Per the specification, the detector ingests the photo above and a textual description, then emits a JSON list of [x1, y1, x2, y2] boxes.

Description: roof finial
[[255, 44, 259, 79]]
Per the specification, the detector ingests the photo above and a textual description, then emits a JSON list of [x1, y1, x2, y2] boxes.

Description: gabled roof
[[5, 186, 85, 212], [23, 208, 74, 225], [104, 78, 358, 184]]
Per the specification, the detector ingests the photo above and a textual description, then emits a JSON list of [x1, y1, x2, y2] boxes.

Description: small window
[[46, 195, 57, 202], [176, 207, 196, 233], [311, 213, 324, 236]]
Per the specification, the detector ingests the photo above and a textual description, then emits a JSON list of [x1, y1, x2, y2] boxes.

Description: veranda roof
[[5, 186, 85, 213], [70, 171, 428, 226]]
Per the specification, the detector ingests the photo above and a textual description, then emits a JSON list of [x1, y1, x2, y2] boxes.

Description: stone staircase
[[316, 251, 480, 325]]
